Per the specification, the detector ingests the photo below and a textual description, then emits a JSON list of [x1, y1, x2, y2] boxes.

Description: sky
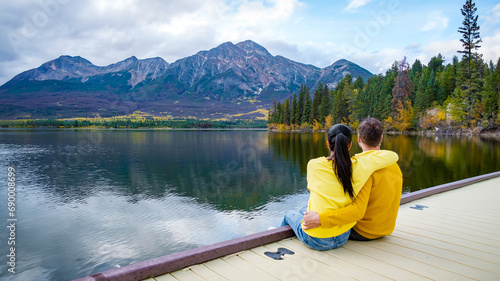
[[1, 0, 499, 86]]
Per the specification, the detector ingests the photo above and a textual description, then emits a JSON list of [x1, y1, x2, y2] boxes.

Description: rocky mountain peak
[[331, 59, 350, 65], [11, 55, 99, 82], [41, 55, 91, 71], [0, 40, 373, 119], [206, 41, 242, 58], [236, 40, 272, 57], [53, 55, 94, 66]]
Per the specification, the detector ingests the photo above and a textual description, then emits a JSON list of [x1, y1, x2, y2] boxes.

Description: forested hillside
[[269, 0, 499, 133], [268, 55, 500, 132]]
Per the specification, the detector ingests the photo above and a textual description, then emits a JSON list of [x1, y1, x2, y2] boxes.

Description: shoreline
[[386, 127, 500, 141], [2, 126, 500, 140], [0, 127, 269, 131], [268, 127, 500, 140]]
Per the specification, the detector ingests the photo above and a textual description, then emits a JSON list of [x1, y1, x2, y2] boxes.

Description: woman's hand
[[303, 211, 321, 229]]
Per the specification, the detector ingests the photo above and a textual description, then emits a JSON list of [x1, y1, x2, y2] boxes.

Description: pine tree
[[332, 88, 345, 123], [302, 90, 312, 124], [291, 94, 298, 124], [283, 98, 291, 125], [353, 76, 365, 90], [276, 101, 283, 124], [441, 63, 457, 101], [411, 59, 423, 74], [458, 0, 482, 79], [427, 70, 440, 104], [297, 85, 306, 123], [449, 86, 468, 126], [345, 82, 358, 124], [435, 72, 447, 105], [415, 68, 432, 111], [360, 75, 383, 118], [311, 84, 322, 123], [270, 100, 278, 123], [377, 68, 396, 120], [468, 59, 486, 121], [497, 58, 500, 119], [319, 83, 332, 124], [335, 75, 355, 124], [482, 60, 499, 124], [428, 54, 445, 73]]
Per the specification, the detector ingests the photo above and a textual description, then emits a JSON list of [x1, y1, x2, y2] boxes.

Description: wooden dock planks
[[146, 175, 500, 281]]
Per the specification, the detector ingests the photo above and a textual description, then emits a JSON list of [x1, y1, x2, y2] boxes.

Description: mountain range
[[0, 40, 373, 119]]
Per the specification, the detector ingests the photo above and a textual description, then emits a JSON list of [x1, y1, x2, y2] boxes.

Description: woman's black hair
[[326, 124, 354, 198]]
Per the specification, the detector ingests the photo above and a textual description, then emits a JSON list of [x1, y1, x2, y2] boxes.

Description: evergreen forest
[[268, 0, 498, 133], [268, 55, 500, 132]]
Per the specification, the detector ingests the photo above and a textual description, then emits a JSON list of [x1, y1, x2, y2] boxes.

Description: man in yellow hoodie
[[303, 117, 403, 241]]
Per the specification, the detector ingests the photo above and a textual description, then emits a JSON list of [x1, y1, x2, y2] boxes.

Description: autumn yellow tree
[[385, 100, 414, 131], [324, 114, 334, 129], [312, 119, 322, 131]]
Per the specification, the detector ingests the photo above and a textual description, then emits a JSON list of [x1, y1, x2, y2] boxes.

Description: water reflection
[[267, 132, 500, 193], [268, 132, 329, 175], [0, 130, 307, 210]]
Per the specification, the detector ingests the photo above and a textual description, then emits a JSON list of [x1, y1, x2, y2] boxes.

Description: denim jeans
[[281, 206, 351, 251]]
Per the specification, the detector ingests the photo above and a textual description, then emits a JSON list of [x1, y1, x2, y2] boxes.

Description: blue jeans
[[281, 206, 351, 251]]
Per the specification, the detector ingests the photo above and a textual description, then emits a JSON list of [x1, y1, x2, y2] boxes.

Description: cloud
[[216, 0, 303, 44], [469, 3, 500, 63], [0, 0, 498, 86], [490, 3, 500, 20], [482, 30, 500, 64], [351, 48, 405, 74], [344, 0, 372, 11], [419, 38, 461, 63], [343, 37, 463, 75], [405, 43, 421, 52], [0, 0, 308, 85], [421, 10, 449, 31], [482, 4, 500, 35]]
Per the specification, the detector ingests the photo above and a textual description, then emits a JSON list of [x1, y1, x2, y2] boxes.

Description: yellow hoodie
[[304, 150, 398, 238]]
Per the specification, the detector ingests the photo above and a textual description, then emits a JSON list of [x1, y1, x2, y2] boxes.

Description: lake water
[[0, 130, 499, 281]]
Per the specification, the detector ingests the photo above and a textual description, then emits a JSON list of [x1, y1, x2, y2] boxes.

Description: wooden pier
[[77, 171, 500, 281]]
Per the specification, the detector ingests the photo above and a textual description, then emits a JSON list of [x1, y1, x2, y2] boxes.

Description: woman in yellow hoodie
[[280, 124, 398, 250]]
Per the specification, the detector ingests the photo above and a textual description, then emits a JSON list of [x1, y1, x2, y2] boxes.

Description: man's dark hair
[[358, 117, 383, 147]]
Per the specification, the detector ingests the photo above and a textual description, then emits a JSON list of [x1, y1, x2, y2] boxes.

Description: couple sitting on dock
[[281, 117, 403, 250]]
